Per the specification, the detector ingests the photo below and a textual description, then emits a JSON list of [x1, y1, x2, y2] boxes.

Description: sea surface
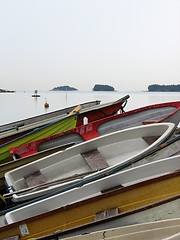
[[0, 90, 179, 125]]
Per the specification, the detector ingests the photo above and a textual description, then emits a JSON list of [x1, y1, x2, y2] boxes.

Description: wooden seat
[[81, 149, 109, 171], [142, 136, 160, 145], [24, 171, 46, 188]]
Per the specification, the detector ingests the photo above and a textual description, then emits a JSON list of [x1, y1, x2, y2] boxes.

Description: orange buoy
[[44, 101, 49, 108]]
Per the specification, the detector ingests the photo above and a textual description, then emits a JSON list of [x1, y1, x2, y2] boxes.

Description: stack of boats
[[0, 95, 179, 240]]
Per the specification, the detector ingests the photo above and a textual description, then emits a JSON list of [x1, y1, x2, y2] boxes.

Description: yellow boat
[[0, 114, 78, 164], [0, 171, 179, 239]]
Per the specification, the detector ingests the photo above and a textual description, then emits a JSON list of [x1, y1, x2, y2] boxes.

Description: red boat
[[10, 101, 180, 159]]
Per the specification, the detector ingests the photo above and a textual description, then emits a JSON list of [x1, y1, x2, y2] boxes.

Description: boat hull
[[1, 171, 180, 239]]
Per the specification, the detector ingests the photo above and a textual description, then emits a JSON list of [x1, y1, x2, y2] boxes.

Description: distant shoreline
[[1, 84, 180, 93], [0, 89, 15, 93]]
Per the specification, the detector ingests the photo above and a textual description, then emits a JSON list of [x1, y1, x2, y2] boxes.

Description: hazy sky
[[0, 0, 180, 91]]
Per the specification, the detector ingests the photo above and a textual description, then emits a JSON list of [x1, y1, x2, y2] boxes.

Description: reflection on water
[[0, 91, 179, 125]]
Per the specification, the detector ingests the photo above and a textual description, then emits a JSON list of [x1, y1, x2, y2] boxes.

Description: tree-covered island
[[148, 84, 180, 92], [0, 89, 15, 93], [51, 86, 78, 91], [92, 84, 115, 91], [51, 84, 116, 91]]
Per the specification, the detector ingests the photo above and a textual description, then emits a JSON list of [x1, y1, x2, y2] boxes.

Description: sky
[[0, 0, 180, 92]]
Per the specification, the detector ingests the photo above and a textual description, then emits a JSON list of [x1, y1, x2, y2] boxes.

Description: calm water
[[0, 91, 179, 125]]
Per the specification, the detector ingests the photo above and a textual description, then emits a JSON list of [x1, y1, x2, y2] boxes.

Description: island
[[148, 84, 180, 92], [92, 84, 115, 91], [0, 89, 15, 93], [51, 86, 78, 91], [51, 84, 116, 91]]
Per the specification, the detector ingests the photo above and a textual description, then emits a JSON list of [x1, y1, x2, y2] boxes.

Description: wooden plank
[[142, 136, 160, 145], [25, 171, 46, 187], [81, 149, 109, 171], [67, 105, 81, 115]]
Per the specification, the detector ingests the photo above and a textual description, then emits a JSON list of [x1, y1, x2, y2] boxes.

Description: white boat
[[4, 155, 180, 223], [4, 123, 176, 202], [51, 219, 180, 240], [1, 132, 179, 193], [49, 217, 180, 240], [5, 123, 177, 202]]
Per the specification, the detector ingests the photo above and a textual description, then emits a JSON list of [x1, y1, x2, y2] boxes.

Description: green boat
[[0, 114, 78, 164]]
